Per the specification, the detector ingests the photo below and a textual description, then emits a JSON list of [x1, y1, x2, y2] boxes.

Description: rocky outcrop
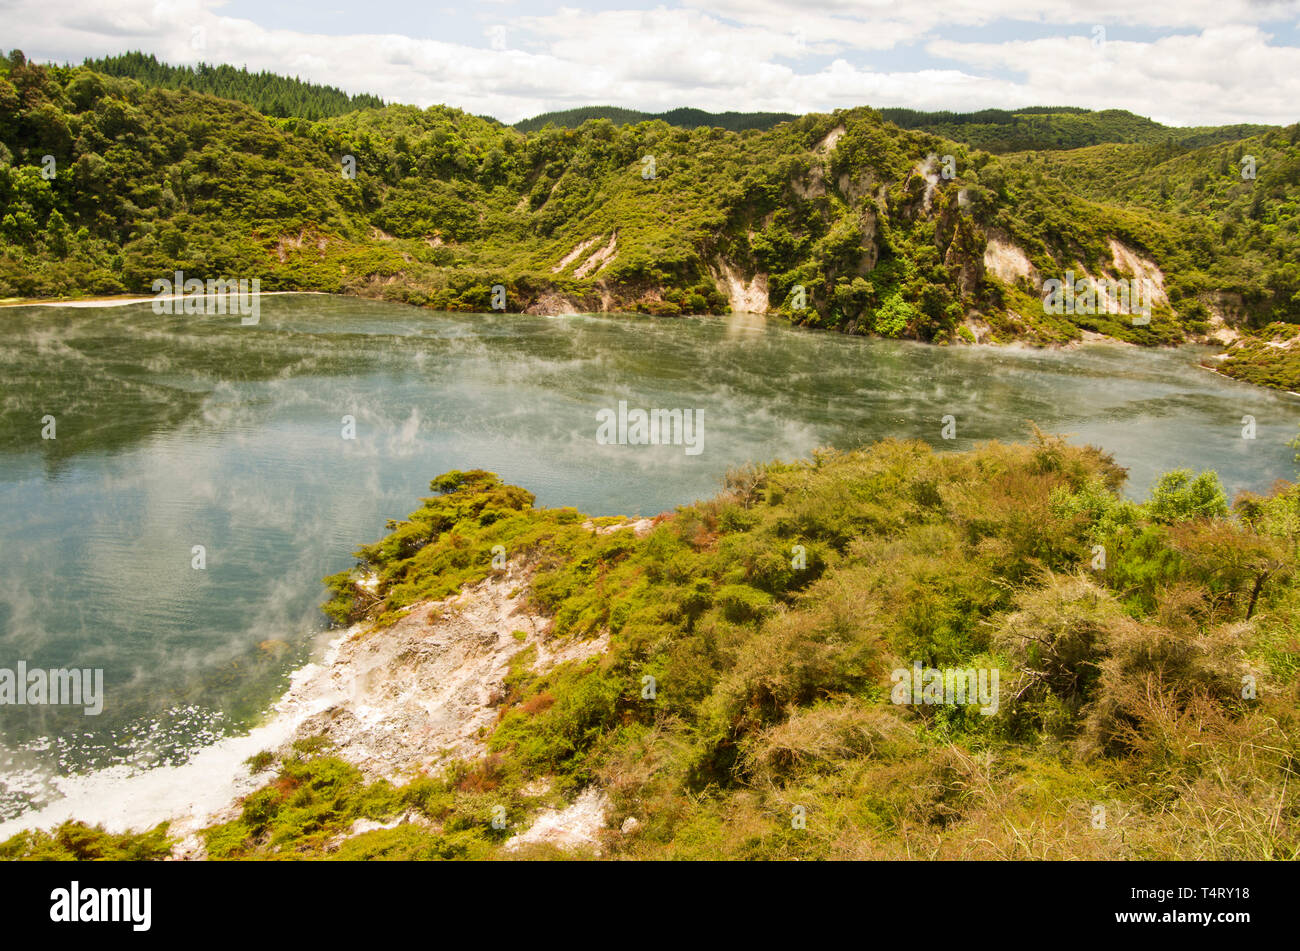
[[710, 258, 769, 313], [815, 125, 846, 154], [524, 292, 583, 316], [282, 558, 603, 783], [983, 234, 1036, 287], [504, 786, 609, 855], [1108, 239, 1169, 305], [165, 555, 617, 859], [573, 232, 618, 278], [552, 236, 599, 273]]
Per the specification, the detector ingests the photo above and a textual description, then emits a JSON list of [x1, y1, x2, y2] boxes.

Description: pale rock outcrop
[[815, 125, 846, 154], [504, 787, 610, 855], [983, 234, 1036, 286], [552, 236, 599, 274], [711, 258, 769, 313], [574, 232, 618, 278], [1108, 239, 1168, 305]]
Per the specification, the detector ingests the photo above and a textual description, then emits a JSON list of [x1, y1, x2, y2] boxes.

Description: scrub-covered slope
[[9, 436, 1297, 860]]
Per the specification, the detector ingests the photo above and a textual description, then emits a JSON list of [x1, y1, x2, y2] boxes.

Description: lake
[[1, 294, 1297, 826]]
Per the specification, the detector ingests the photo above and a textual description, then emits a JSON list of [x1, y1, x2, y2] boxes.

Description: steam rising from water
[[1, 295, 1298, 828]]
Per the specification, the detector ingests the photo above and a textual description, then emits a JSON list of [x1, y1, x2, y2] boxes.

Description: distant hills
[[878, 107, 1274, 153], [515, 103, 1274, 153], [67, 52, 1277, 153], [513, 106, 799, 134]]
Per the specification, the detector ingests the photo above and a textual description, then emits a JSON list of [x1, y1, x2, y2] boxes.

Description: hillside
[[7, 435, 1298, 859], [2, 50, 1300, 380], [878, 107, 1272, 154], [82, 51, 384, 120]]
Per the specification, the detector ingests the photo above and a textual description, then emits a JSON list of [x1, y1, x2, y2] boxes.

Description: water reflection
[[1, 295, 1297, 820]]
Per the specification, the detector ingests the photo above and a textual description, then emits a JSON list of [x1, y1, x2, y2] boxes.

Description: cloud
[[927, 26, 1300, 124], [6, 0, 1300, 125]]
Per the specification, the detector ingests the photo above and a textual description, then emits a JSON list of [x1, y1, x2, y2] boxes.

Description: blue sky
[[7, 0, 1300, 125]]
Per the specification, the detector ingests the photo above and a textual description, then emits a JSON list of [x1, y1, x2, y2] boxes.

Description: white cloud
[[927, 26, 1300, 125], [6, 0, 1300, 125]]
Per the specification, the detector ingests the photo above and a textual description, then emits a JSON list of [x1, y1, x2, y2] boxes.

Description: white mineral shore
[[0, 535, 657, 857]]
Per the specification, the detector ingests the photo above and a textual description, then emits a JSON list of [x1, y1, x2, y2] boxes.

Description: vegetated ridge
[[1, 48, 1298, 388]]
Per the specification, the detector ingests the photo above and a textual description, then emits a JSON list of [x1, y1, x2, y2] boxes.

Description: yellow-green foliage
[[198, 753, 542, 860], [1218, 324, 1300, 391], [321, 468, 593, 625], [8, 51, 1297, 356], [10, 434, 1298, 860], [249, 438, 1300, 858], [0, 821, 172, 860]]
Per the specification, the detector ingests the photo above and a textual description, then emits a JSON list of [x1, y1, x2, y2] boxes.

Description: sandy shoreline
[[0, 290, 331, 308]]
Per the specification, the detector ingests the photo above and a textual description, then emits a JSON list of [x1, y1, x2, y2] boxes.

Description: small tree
[[1144, 469, 1229, 524]]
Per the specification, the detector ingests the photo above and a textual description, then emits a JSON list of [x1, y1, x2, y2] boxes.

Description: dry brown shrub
[[1079, 618, 1250, 758], [739, 701, 916, 786]]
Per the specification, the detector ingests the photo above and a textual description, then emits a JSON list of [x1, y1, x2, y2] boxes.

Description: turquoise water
[[1, 294, 1297, 821]]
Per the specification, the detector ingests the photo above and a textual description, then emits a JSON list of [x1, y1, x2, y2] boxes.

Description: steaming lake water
[[1, 294, 1298, 829]]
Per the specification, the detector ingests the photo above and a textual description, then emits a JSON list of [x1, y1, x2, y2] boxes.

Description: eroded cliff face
[[283, 560, 552, 784]]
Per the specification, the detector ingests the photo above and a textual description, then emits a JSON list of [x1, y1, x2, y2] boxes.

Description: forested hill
[[514, 106, 798, 133], [514, 105, 1271, 152], [2, 50, 1300, 389], [878, 107, 1273, 154], [82, 52, 384, 120]]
